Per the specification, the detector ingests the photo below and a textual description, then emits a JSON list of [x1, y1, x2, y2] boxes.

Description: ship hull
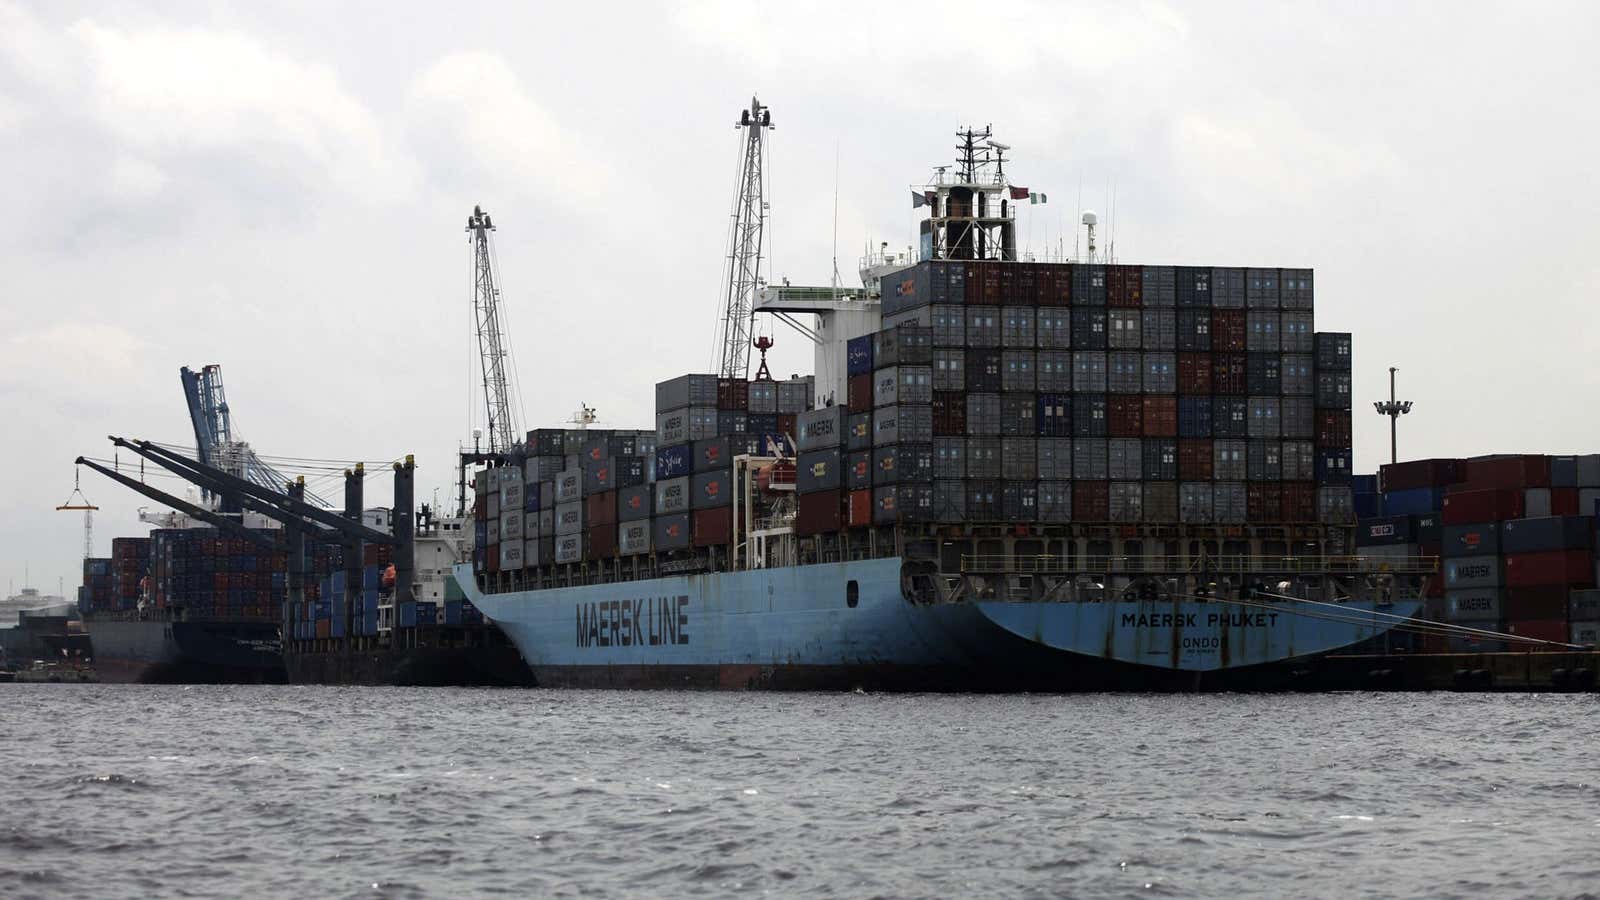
[[457, 559, 1422, 691], [85, 618, 286, 684], [283, 645, 535, 687]]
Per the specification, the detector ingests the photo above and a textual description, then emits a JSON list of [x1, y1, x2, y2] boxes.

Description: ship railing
[[959, 554, 1439, 576]]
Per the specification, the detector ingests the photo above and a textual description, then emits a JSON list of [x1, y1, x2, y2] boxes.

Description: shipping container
[[1037, 437, 1072, 481], [1001, 351, 1036, 392], [873, 404, 934, 446], [653, 476, 691, 515], [1035, 350, 1072, 392], [1177, 397, 1213, 439], [1501, 516, 1594, 554], [931, 348, 965, 392], [797, 406, 849, 450], [1214, 482, 1247, 523], [1314, 372, 1352, 410], [1459, 455, 1552, 492], [1246, 353, 1281, 395], [1141, 307, 1177, 351], [1109, 482, 1143, 522], [1070, 308, 1108, 350], [966, 348, 1003, 392], [1178, 438, 1213, 480], [1074, 439, 1109, 481], [1107, 438, 1142, 481], [847, 489, 873, 528], [1315, 448, 1352, 484], [1108, 396, 1143, 438], [796, 448, 843, 493], [693, 508, 734, 547], [1176, 308, 1211, 352], [656, 407, 718, 445], [966, 479, 1002, 519], [1384, 486, 1442, 517], [845, 450, 873, 491], [1073, 394, 1109, 438], [691, 470, 732, 509], [656, 374, 719, 413], [929, 305, 966, 347], [796, 489, 843, 535], [1143, 438, 1178, 481], [1179, 482, 1213, 523], [1214, 440, 1247, 481], [1246, 311, 1280, 353], [1001, 437, 1037, 480], [1445, 588, 1503, 622], [618, 521, 651, 556], [1001, 393, 1036, 437], [1212, 354, 1247, 396], [1144, 482, 1178, 522], [1072, 351, 1108, 394], [554, 501, 583, 536], [1279, 311, 1314, 353], [1108, 308, 1141, 349], [1074, 264, 1108, 306], [584, 456, 648, 493], [1444, 555, 1502, 589], [1247, 440, 1282, 481], [1379, 458, 1460, 492], [1037, 393, 1072, 437], [846, 335, 874, 376], [933, 438, 967, 479], [933, 479, 966, 522], [874, 443, 934, 485], [1142, 266, 1176, 307], [748, 380, 778, 414], [931, 392, 966, 436], [1315, 485, 1352, 524], [1504, 550, 1594, 588], [1143, 352, 1177, 393], [1442, 488, 1524, 525], [1210, 309, 1246, 352], [1108, 351, 1141, 394], [967, 437, 1001, 479], [1281, 397, 1314, 440], [844, 412, 873, 451], [847, 373, 873, 413], [964, 308, 1000, 347], [1002, 306, 1036, 347], [583, 492, 615, 529], [1036, 308, 1071, 349], [1037, 481, 1072, 523], [1142, 396, 1177, 438], [1246, 397, 1280, 440], [776, 378, 813, 414], [1281, 440, 1315, 481], [1314, 332, 1352, 371]]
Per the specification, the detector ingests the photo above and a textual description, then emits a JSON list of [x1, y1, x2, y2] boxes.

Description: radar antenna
[[715, 96, 773, 381]]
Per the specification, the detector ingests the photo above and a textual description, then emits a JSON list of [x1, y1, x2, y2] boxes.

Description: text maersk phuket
[[576, 595, 690, 648]]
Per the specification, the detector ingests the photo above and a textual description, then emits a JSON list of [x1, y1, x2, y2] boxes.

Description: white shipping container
[[555, 469, 583, 504], [501, 510, 524, 541], [1523, 488, 1551, 518], [554, 534, 583, 564], [619, 521, 651, 556], [500, 538, 525, 570], [501, 480, 524, 512]]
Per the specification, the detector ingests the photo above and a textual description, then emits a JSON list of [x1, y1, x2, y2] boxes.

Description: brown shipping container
[[1108, 396, 1143, 437], [586, 491, 617, 527], [932, 392, 967, 435], [1074, 481, 1110, 522], [1212, 309, 1247, 352], [1441, 488, 1524, 525], [693, 508, 735, 547], [1212, 354, 1247, 395], [847, 489, 873, 527], [486, 544, 500, 572], [1141, 396, 1177, 438], [1459, 455, 1551, 491], [1107, 265, 1143, 307], [1247, 484, 1283, 522], [1504, 619, 1568, 644], [1378, 458, 1460, 492], [717, 378, 750, 411], [847, 374, 873, 413], [1281, 482, 1315, 523], [587, 523, 618, 559], [1176, 353, 1212, 394], [1503, 586, 1570, 620], [1179, 439, 1214, 480], [1504, 550, 1594, 588], [777, 414, 797, 439], [797, 490, 844, 535], [1315, 410, 1353, 448]]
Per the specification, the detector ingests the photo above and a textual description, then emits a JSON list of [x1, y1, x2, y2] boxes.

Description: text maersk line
[[577, 596, 690, 648]]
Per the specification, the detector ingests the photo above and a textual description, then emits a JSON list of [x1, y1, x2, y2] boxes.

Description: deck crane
[[714, 97, 773, 381], [467, 205, 519, 455]]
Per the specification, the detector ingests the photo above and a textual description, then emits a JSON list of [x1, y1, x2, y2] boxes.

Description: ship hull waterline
[[456, 559, 1422, 692], [84, 618, 286, 684]]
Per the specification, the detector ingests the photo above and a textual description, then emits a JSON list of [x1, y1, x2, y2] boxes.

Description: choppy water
[[2, 687, 1598, 898]]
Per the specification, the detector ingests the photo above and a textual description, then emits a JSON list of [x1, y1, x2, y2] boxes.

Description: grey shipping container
[[874, 444, 933, 485], [846, 450, 873, 491], [1446, 588, 1504, 622], [966, 393, 1002, 436], [653, 513, 692, 552], [1036, 308, 1071, 348], [1281, 397, 1314, 439], [1442, 522, 1501, 557], [797, 406, 848, 451], [1143, 352, 1177, 393], [1214, 441, 1247, 481], [1501, 516, 1593, 554], [1280, 269, 1314, 310], [748, 380, 778, 413], [796, 448, 843, 492], [1002, 351, 1035, 391], [777, 378, 812, 414], [1444, 555, 1502, 589], [1282, 440, 1315, 481], [1144, 482, 1178, 523], [872, 404, 933, 446], [873, 367, 900, 408], [1110, 482, 1143, 522], [618, 484, 652, 522], [526, 455, 563, 483], [932, 348, 965, 391], [1180, 482, 1213, 523], [933, 479, 966, 522], [964, 308, 1000, 347], [1037, 350, 1072, 392], [1317, 486, 1354, 524], [846, 411, 873, 451], [554, 500, 583, 536], [1002, 482, 1037, 521], [1108, 308, 1141, 349], [1074, 439, 1109, 481], [1214, 482, 1248, 523], [656, 374, 719, 413], [657, 407, 718, 445], [1280, 311, 1314, 353], [654, 476, 691, 514], [1108, 351, 1142, 394], [1038, 481, 1072, 522], [533, 509, 554, 536], [486, 517, 500, 545], [1247, 311, 1280, 352], [1108, 438, 1143, 480], [1247, 440, 1282, 482], [618, 521, 651, 556], [1037, 437, 1072, 480], [1281, 354, 1314, 396], [555, 469, 582, 504], [1570, 588, 1600, 621], [1073, 351, 1108, 393], [501, 510, 523, 541], [1001, 393, 1035, 436], [691, 470, 733, 509], [1001, 437, 1037, 480], [1144, 439, 1178, 481], [1314, 332, 1352, 371], [1247, 397, 1281, 439], [1002, 306, 1036, 347], [1142, 307, 1177, 351], [966, 437, 1001, 479], [1142, 265, 1176, 306], [1213, 267, 1246, 308], [524, 537, 555, 568], [933, 438, 966, 479], [930, 305, 966, 347], [1246, 268, 1279, 309], [1315, 372, 1352, 409], [553, 534, 584, 564]]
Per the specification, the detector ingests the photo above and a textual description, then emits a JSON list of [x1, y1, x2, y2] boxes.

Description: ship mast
[[467, 205, 518, 455], [915, 125, 1019, 262], [715, 96, 773, 381]]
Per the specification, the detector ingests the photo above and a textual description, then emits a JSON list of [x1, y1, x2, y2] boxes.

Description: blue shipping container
[[1178, 397, 1212, 438], [1315, 449, 1353, 484], [445, 600, 463, 626], [656, 443, 694, 479], [1382, 487, 1442, 517], [1353, 491, 1382, 519], [1352, 474, 1379, 494], [847, 334, 875, 376], [398, 601, 417, 628]]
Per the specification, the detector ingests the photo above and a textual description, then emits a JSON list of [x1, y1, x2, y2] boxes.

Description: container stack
[[1363, 453, 1600, 648], [79, 557, 114, 614], [832, 260, 1348, 526], [110, 537, 151, 611], [136, 528, 301, 621]]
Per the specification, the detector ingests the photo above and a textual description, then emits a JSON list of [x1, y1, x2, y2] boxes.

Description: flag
[[912, 189, 927, 208], [1009, 186, 1030, 200], [1030, 192, 1048, 205]]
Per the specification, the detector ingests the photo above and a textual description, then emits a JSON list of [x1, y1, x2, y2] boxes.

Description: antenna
[[1081, 210, 1098, 263], [831, 140, 840, 297], [1372, 366, 1414, 464]]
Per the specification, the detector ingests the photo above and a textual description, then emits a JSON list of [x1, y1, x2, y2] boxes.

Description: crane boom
[[715, 96, 773, 381], [468, 205, 518, 454]]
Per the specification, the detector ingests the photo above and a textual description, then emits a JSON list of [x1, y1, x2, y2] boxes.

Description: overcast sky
[[3, 1, 1598, 595]]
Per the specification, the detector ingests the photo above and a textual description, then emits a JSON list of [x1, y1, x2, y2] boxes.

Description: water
[[2, 688, 1598, 899]]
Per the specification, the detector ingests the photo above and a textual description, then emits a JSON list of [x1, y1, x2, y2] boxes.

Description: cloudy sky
[[3, 1, 1597, 595]]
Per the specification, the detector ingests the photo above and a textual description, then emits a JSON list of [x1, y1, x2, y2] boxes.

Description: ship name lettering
[[577, 595, 690, 648], [1119, 612, 1280, 628]]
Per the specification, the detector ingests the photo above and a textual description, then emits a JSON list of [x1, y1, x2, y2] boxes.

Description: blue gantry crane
[[179, 364, 330, 508]]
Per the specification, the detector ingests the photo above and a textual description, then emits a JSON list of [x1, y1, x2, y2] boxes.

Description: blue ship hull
[[456, 559, 1420, 690]]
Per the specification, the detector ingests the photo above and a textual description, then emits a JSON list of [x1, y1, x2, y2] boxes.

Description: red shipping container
[[1107, 264, 1143, 307], [1015, 263, 1037, 302], [586, 491, 617, 527], [1073, 481, 1110, 522], [486, 544, 500, 572], [847, 489, 873, 527], [1141, 396, 1177, 437], [847, 374, 873, 413], [1247, 484, 1283, 523], [1176, 353, 1213, 394], [1378, 458, 1460, 492], [1281, 482, 1315, 523], [717, 378, 750, 411], [587, 523, 618, 559], [776, 414, 797, 439], [1034, 267, 1060, 305], [1550, 488, 1580, 516], [1108, 396, 1143, 437], [1504, 550, 1594, 588], [1212, 354, 1247, 395], [1315, 410, 1353, 449], [932, 392, 967, 435], [1459, 455, 1551, 491], [1441, 488, 1524, 525], [1179, 439, 1213, 480], [1503, 619, 1568, 644], [1503, 586, 1569, 619], [1211, 309, 1247, 352], [693, 508, 734, 547], [796, 490, 842, 536], [972, 262, 1003, 305]]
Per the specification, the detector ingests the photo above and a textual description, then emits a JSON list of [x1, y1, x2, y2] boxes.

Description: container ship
[[457, 129, 1434, 691]]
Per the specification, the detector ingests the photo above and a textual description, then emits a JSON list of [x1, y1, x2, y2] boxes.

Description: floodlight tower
[[1372, 366, 1413, 464]]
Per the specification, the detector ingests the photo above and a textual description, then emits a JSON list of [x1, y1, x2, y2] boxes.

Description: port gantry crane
[[180, 364, 330, 508]]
